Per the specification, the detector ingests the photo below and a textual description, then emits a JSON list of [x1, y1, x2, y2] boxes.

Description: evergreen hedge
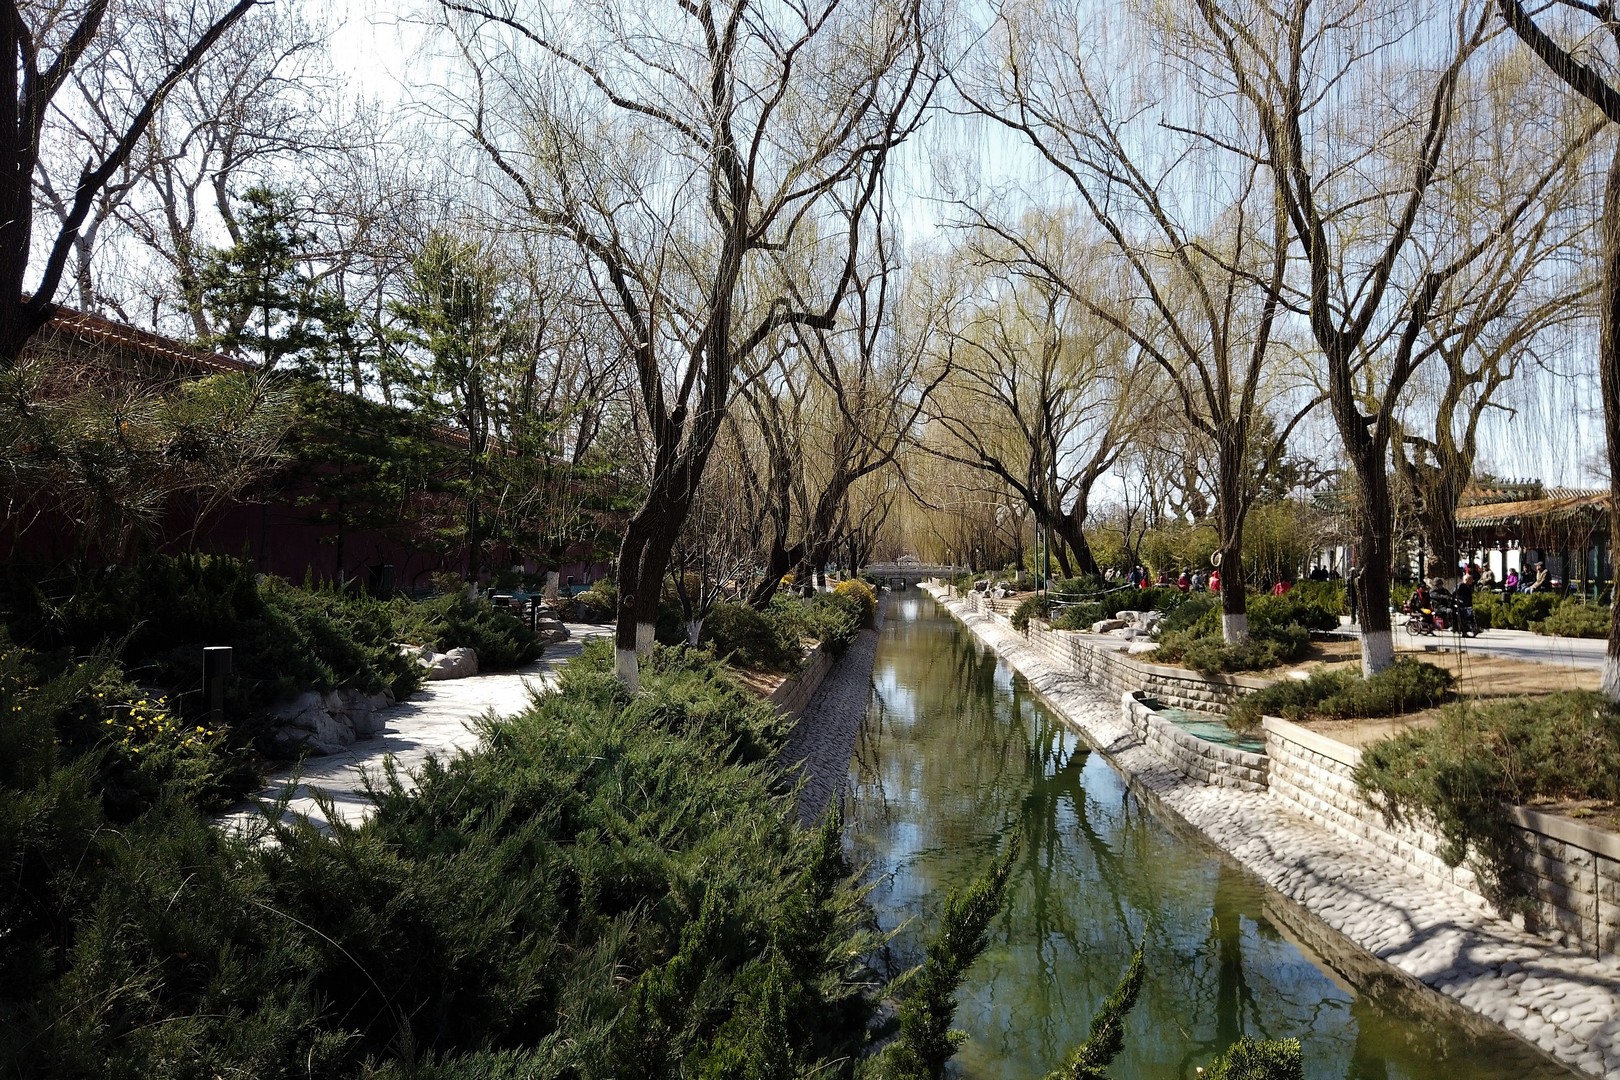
[[0, 641, 876, 1077], [1355, 691, 1620, 902]]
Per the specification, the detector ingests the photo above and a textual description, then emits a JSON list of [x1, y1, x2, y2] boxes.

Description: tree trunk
[[1053, 539, 1074, 579], [1348, 453, 1397, 676], [749, 537, 805, 608], [614, 456, 708, 689], [1600, 149, 1620, 700], [613, 518, 650, 691], [1211, 437, 1252, 643], [1051, 512, 1099, 577]]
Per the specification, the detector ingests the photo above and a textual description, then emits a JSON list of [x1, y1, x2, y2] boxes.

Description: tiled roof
[[1455, 489, 1609, 529], [40, 305, 255, 376], [34, 304, 486, 453]]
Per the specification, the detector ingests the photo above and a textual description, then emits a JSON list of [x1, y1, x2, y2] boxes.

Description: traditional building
[[1455, 481, 1609, 594]]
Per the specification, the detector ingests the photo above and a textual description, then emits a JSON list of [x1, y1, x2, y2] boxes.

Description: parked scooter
[[1402, 586, 1480, 637]]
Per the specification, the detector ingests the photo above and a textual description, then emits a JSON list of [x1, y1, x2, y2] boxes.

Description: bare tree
[[671, 416, 767, 644], [437, 0, 931, 688], [1191, 0, 1590, 673], [745, 208, 946, 605], [956, 4, 1325, 640], [925, 235, 1155, 579], [1388, 50, 1601, 585], [1495, 0, 1620, 697], [0, 0, 258, 364], [35, 3, 342, 332]]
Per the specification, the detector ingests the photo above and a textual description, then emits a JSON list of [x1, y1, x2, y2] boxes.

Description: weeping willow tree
[[1177, 0, 1599, 674], [952, 0, 1324, 642], [1387, 48, 1602, 588], [435, 0, 932, 689], [1496, 0, 1620, 700], [923, 229, 1161, 579], [743, 202, 945, 606]]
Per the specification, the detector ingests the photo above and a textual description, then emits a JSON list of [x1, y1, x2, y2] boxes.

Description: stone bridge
[[863, 562, 963, 589]]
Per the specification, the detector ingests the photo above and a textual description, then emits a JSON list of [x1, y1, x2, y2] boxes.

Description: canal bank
[[917, 586, 1619, 1079]]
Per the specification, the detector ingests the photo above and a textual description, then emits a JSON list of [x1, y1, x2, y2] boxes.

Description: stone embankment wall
[[1123, 693, 1268, 793], [770, 645, 834, 720], [1266, 715, 1620, 959], [944, 582, 1620, 962], [955, 587, 1271, 711], [1262, 716, 1493, 913]]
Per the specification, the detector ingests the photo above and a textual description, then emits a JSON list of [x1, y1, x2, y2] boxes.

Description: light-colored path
[[1071, 616, 1608, 671], [928, 587, 1620, 1080], [220, 624, 611, 834], [1337, 617, 1609, 669]]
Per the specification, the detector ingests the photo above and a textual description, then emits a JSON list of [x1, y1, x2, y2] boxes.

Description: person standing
[[1346, 565, 1361, 626], [1455, 572, 1476, 634]]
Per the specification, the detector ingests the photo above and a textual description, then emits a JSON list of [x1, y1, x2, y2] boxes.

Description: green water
[[1149, 705, 1266, 754], [844, 593, 1576, 1079]]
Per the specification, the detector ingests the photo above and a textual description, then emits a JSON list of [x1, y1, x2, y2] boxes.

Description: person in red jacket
[[1209, 568, 1222, 593]]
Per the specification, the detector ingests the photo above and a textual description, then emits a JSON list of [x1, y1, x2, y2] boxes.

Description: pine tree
[[200, 187, 342, 374]]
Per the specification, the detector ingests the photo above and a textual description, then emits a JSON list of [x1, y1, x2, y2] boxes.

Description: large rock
[[425, 647, 479, 681], [268, 687, 397, 755], [1092, 618, 1127, 633], [1130, 610, 1163, 632], [347, 691, 393, 737], [534, 618, 570, 645]]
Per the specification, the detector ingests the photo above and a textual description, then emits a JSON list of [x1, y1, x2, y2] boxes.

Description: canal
[[844, 592, 1577, 1079]]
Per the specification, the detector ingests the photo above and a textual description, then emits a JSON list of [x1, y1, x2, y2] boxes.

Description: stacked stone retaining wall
[[1263, 715, 1620, 960], [1262, 716, 1493, 913], [953, 586, 1271, 712], [770, 644, 834, 720], [1123, 693, 1268, 792]]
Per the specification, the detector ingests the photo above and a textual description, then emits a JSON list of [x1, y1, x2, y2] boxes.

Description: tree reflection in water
[[843, 594, 1577, 1080]]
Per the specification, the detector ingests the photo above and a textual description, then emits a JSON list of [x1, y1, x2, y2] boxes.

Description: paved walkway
[[1365, 619, 1607, 670], [1066, 615, 1609, 671], [929, 588, 1620, 1080], [220, 624, 612, 834]]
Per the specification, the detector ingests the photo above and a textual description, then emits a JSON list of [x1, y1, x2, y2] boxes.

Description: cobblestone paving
[[780, 610, 885, 827], [220, 624, 612, 834], [929, 588, 1620, 1080]]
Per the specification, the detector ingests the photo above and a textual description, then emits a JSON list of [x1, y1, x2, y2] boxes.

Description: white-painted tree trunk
[[635, 621, 655, 659], [1221, 611, 1249, 644], [1601, 653, 1620, 701], [685, 619, 704, 647], [1361, 628, 1394, 677], [614, 646, 640, 693]]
